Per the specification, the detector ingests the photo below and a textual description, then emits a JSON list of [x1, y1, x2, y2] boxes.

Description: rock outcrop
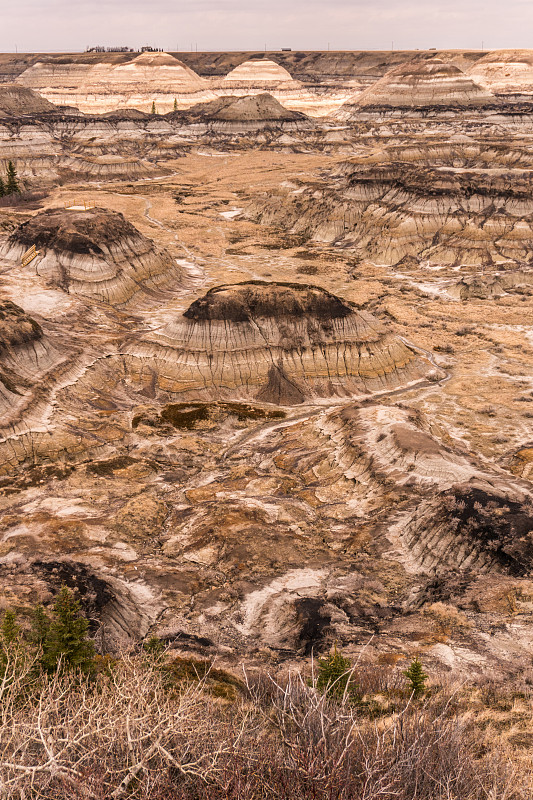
[[0, 300, 69, 431], [124, 281, 438, 403], [248, 159, 533, 266], [449, 271, 533, 300], [176, 93, 307, 123], [16, 52, 213, 114], [0, 84, 58, 116], [400, 482, 533, 576], [1, 207, 184, 307], [335, 58, 494, 115], [469, 50, 533, 98]]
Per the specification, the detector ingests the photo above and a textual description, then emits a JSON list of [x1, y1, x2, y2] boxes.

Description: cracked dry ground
[[0, 144, 532, 686]]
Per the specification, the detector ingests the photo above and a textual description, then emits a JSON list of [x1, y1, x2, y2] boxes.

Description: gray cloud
[[2, 0, 532, 53]]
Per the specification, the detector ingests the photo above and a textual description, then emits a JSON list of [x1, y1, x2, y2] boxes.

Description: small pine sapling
[[42, 586, 95, 674], [5, 161, 20, 194], [0, 177, 5, 197], [143, 635, 164, 659], [173, 97, 178, 111], [404, 656, 428, 698], [30, 605, 50, 648], [316, 644, 358, 701], [0, 610, 20, 649], [151, 101, 157, 114]]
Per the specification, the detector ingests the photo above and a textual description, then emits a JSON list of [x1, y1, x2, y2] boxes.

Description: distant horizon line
[[0, 47, 513, 55]]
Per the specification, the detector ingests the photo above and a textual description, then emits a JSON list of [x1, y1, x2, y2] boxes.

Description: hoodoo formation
[[336, 57, 494, 113], [222, 59, 296, 85], [126, 282, 437, 403], [0, 300, 67, 430], [1, 207, 184, 307], [248, 158, 533, 265]]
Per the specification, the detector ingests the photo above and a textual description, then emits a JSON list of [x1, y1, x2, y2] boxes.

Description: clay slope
[[0, 300, 69, 432], [222, 59, 298, 87], [176, 93, 306, 122], [124, 281, 438, 404], [0, 83, 57, 116], [248, 159, 533, 266], [470, 50, 533, 97], [0, 207, 184, 308], [449, 270, 533, 300], [335, 58, 494, 114], [16, 52, 213, 114]]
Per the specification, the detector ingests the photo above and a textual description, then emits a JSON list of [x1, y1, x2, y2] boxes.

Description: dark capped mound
[[176, 93, 306, 122], [0, 300, 42, 349], [403, 482, 533, 576], [3, 207, 184, 307], [0, 83, 57, 116], [132, 280, 438, 404], [184, 281, 353, 322], [9, 206, 143, 256]]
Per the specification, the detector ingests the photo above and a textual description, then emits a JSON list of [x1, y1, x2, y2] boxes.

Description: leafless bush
[[0, 656, 529, 800], [0, 191, 48, 209]]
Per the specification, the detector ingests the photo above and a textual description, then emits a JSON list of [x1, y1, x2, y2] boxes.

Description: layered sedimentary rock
[[449, 270, 533, 300], [1, 207, 184, 307], [248, 159, 533, 266], [0, 83, 57, 116], [0, 300, 69, 431], [469, 50, 533, 98], [16, 52, 213, 114], [335, 58, 494, 116], [222, 59, 297, 87], [399, 482, 533, 576], [124, 281, 437, 403], [178, 93, 306, 123]]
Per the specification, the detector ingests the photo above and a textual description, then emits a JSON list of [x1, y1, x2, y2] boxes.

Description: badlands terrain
[[0, 47, 533, 701]]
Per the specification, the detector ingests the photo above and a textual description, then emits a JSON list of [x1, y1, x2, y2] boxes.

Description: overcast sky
[[1, 0, 532, 53]]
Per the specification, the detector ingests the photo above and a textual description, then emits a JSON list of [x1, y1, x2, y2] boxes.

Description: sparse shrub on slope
[[0, 655, 528, 799]]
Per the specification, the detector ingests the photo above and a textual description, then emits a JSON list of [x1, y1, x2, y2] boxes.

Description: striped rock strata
[[248, 160, 533, 266], [0, 83, 58, 116], [469, 50, 533, 98], [124, 281, 438, 404], [1, 207, 184, 308], [335, 58, 494, 116], [0, 300, 70, 432], [16, 52, 214, 114]]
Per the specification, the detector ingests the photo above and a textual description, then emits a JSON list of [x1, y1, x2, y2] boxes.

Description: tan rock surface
[[123, 281, 437, 403], [0, 66, 532, 681], [16, 52, 213, 114], [1, 207, 185, 307], [336, 58, 495, 112]]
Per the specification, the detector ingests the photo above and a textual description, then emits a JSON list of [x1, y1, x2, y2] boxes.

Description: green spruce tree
[[0, 610, 20, 649], [5, 161, 20, 194], [151, 101, 157, 114], [42, 586, 95, 674], [0, 177, 5, 197], [316, 644, 358, 700], [173, 97, 178, 111], [404, 656, 428, 698], [30, 605, 50, 649]]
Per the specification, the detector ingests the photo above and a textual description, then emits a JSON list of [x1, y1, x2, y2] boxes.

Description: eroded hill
[[0, 50, 532, 692]]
